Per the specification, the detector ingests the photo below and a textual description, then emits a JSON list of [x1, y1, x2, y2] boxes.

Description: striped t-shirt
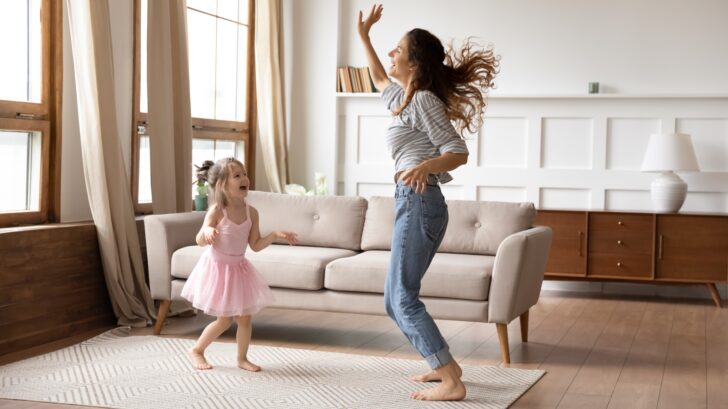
[[381, 82, 469, 184]]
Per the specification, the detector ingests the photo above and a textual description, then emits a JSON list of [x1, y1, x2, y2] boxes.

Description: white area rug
[[0, 328, 544, 409]]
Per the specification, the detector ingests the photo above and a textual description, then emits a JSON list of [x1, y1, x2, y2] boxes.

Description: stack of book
[[337, 66, 377, 93]]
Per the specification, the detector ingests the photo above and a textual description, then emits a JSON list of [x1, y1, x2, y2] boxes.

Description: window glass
[[0, 0, 42, 103], [0, 130, 42, 212]]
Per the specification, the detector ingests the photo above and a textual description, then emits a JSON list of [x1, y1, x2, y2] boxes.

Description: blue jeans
[[384, 182, 453, 369]]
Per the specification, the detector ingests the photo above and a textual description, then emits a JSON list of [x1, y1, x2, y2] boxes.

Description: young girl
[[358, 4, 498, 402], [181, 157, 298, 371]]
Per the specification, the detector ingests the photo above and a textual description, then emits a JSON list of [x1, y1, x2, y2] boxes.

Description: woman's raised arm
[[357, 4, 391, 92]]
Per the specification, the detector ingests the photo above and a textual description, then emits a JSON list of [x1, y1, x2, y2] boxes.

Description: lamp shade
[[641, 133, 700, 172]]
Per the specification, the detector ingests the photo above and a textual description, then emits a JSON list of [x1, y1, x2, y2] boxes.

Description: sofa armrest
[[487, 226, 552, 324], [144, 212, 205, 300]]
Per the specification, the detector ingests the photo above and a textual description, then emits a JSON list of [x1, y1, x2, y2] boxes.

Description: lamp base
[[650, 171, 687, 213]]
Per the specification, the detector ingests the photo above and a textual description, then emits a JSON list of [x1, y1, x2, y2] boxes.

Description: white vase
[[650, 171, 688, 213]]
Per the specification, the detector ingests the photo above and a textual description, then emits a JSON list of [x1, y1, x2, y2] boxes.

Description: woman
[[357, 4, 499, 401]]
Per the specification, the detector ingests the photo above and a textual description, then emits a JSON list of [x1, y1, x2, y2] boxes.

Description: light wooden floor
[[2, 292, 727, 409]]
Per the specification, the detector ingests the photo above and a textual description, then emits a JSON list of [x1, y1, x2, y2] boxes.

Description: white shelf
[[487, 93, 728, 99], [336, 92, 381, 98], [335, 92, 728, 99]]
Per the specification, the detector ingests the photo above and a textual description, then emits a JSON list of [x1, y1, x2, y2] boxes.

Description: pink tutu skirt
[[181, 248, 274, 317]]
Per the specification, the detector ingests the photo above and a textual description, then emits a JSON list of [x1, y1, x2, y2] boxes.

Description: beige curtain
[[147, 0, 192, 213], [255, 0, 289, 193], [66, 0, 155, 326]]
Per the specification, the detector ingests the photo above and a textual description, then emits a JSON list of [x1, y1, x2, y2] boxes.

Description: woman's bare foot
[[410, 381, 466, 401], [237, 359, 261, 372], [410, 360, 465, 401], [188, 348, 212, 370], [412, 361, 463, 382]]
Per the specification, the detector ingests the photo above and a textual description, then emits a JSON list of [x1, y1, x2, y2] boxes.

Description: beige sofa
[[146, 191, 552, 364]]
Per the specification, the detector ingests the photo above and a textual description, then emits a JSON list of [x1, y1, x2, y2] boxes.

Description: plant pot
[[194, 195, 208, 211]]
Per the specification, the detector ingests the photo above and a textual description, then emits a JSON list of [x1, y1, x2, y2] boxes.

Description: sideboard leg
[[707, 283, 722, 308]]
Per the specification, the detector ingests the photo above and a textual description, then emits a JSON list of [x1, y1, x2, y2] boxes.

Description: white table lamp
[[641, 133, 700, 213]]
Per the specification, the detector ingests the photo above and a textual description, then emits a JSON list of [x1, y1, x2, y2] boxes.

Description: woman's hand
[[201, 226, 218, 245], [275, 231, 299, 246], [399, 163, 432, 194], [357, 4, 383, 39]]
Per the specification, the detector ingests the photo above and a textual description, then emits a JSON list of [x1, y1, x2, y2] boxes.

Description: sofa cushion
[[324, 250, 494, 301], [171, 245, 357, 290], [360, 196, 535, 256], [171, 245, 205, 279], [245, 245, 357, 290], [246, 191, 367, 251], [360, 196, 394, 251], [439, 200, 535, 255]]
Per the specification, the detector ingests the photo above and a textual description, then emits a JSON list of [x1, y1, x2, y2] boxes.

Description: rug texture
[[0, 328, 544, 409]]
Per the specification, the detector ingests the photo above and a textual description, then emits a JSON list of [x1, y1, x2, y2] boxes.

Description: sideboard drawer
[[589, 253, 652, 279], [588, 213, 653, 254]]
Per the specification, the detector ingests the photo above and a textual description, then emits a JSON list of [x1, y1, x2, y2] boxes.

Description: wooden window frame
[[131, 0, 256, 215], [0, 0, 62, 227]]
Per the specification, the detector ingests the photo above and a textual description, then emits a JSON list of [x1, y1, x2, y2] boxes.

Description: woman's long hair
[[394, 28, 499, 136]]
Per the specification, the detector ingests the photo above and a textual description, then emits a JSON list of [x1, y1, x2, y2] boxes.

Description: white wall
[[337, 0, 728, 94], [276, 0, 339, 193], [281, 0, 728, 191]]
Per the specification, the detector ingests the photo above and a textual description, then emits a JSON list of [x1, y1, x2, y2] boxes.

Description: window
[[132, 0, 255, 213], [0, 0, 61, 226]]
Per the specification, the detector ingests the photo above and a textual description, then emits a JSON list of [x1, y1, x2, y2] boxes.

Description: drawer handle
[[618, 221, 623, 226], [617, 262, 623, 267], [617, 240, 623, 245], [658, 235, 663, 259]]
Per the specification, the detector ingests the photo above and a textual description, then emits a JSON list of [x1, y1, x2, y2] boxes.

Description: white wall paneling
[[541, 118, 593, 170], [539, 187, 592, 210], [604, 189, 652, 211], [682, 192, 728, 213], [440, 184, 465, 200], [477, 186, 527, 202], [676, 118, 728, 172], [357, 182, 395, 198], [479, 117, 528, 168], [337, 95, 728, 212], [606, 118, 661, 170]]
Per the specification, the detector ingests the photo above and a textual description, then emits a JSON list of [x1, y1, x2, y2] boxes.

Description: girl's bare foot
[[237, 359, 261, 372], [412, 361, 463, 382], [410, 381, 466, 401], [188, 348, 212, 370]]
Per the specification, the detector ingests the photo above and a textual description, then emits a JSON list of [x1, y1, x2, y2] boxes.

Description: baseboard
[[541, 280, 727, 300]]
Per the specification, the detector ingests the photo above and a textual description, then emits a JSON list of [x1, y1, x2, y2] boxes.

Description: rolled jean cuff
[[424, 346, 453, 369]]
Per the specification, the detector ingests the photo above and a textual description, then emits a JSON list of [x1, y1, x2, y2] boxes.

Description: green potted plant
[[193, 164, 209, 211]]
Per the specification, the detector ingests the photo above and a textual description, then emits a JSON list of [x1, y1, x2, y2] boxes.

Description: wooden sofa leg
[[154, 300, 171, 335], [496, 323, 511, 365], [520, 309, 529, 343]]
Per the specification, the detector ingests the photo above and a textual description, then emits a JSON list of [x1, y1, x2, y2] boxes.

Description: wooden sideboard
[[534, 210, 728, 306]]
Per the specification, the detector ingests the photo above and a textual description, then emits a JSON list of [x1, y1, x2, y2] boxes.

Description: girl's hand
[[201, 226, 218, 245], [275, 231, 299, 245], [357, 4, 383, 39]]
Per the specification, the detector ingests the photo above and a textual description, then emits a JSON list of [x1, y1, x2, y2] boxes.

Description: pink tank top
[[212, 206, 251, 257]]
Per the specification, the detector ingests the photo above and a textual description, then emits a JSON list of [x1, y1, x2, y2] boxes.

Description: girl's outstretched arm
[[196, 204, 222, 246], [357, 4, 391, 91], [247, 206, 298, 252]]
